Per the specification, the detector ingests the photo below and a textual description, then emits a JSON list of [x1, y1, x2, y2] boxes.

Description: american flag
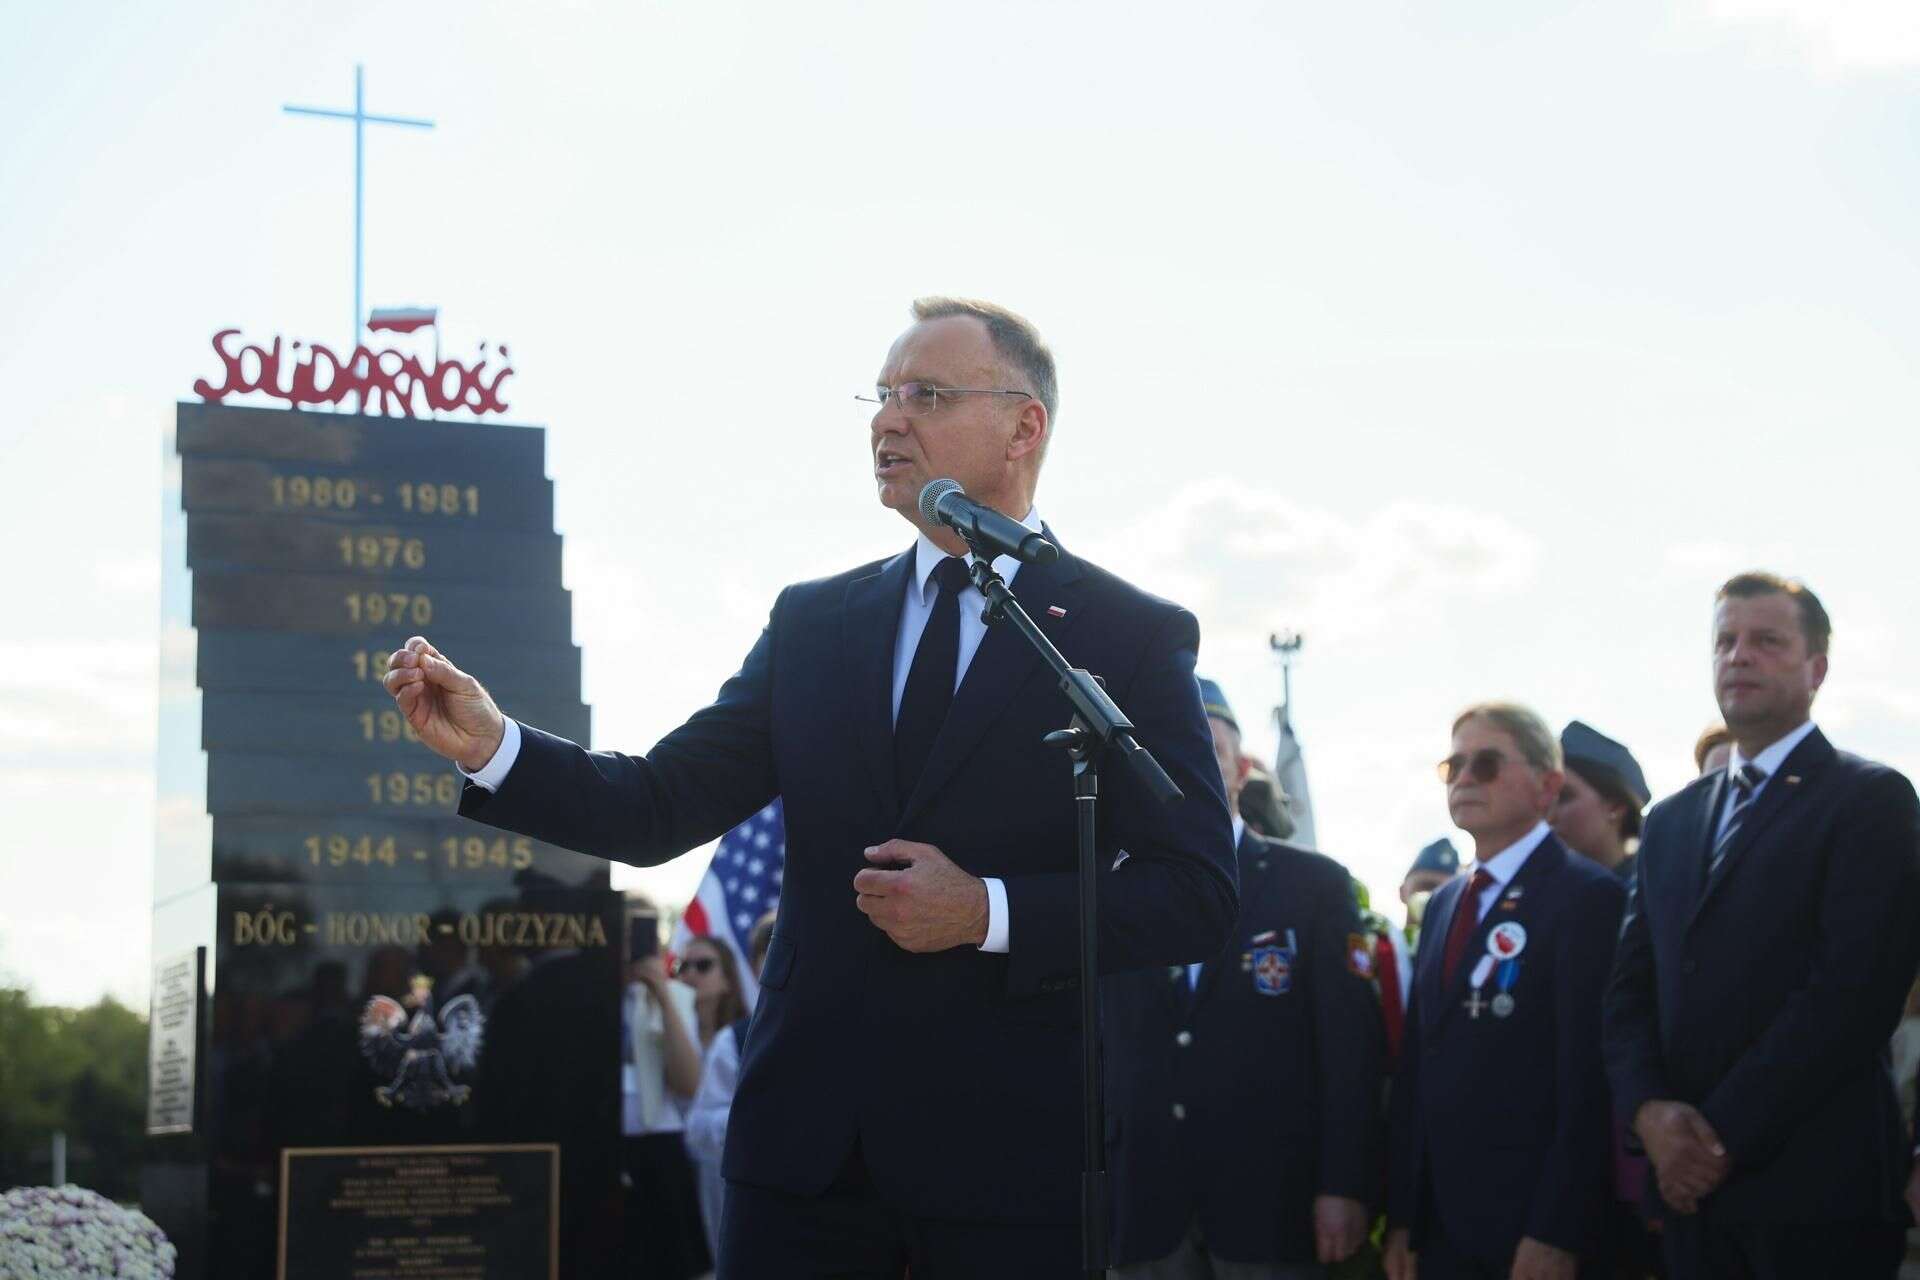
[[670, 798, 785, 1010]]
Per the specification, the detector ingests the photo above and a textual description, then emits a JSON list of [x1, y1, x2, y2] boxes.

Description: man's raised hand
[[381, 636, 506, 772]]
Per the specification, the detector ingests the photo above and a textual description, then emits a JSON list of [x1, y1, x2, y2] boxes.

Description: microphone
[[917, 480, 1059, 566]]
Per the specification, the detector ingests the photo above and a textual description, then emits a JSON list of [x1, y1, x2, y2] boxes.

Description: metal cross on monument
[[283, 65, 435, 353]]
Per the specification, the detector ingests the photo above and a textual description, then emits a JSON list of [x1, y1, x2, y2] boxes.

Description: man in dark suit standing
[[1105, 678, 1383, 1278], [380, 297, 1239, 1279], [1604, 572, 1920, 1279], [1385, 703, 1624, 1280]]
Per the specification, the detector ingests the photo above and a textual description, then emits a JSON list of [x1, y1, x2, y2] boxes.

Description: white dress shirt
[[1714, 719, 1817, 844], [464, 508, 1048, 956], [1464, 819, 1552, 924], [888, 507, 1043, 955]]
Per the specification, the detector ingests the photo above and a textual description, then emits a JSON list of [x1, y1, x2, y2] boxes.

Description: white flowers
[[0, 1186, 176, 1280]]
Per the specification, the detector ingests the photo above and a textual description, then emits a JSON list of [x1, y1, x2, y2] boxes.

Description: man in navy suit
[[381, 297, 1239, 1278], [1105, 678, 1383, 1278], [1604, 572, 1920, 1279], [1385, 703, 1624, 1280]]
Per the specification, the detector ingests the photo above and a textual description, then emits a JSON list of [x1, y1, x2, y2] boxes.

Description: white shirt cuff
[[459, 718, 522, 793], [978, 876, 1009, 953]]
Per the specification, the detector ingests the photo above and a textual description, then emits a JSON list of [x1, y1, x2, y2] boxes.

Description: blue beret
[[1561, 720, 1651, 809], [1196, 677, 1238, 733], [1409, 838, 1460, 878]]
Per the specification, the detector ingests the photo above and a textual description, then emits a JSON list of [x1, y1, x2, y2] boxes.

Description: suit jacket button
[[1171, 1103, 1187, 1121], [1682, 960, 1697, 975], [1175, 1031, 1193, 1047]]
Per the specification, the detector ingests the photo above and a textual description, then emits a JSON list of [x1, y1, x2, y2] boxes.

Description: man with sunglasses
[[381, 297, 1238, 1279], [1604, 573, 1920, 1279], [1385, 704, 1624, 1280]]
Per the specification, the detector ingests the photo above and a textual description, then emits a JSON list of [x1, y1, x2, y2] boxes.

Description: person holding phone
[[622, 905, 709, 1279]]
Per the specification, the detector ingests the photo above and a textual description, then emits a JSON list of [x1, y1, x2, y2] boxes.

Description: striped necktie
[[1709, 763, 1768, 875]]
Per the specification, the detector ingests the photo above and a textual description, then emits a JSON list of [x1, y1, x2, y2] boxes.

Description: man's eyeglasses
[[677, 956, 718, 977], [855, 382, 1033, 416], [1437, 748, 1508, 786]]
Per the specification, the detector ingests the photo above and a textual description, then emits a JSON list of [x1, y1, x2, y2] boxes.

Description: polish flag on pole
[[367, 307, 438, 334]]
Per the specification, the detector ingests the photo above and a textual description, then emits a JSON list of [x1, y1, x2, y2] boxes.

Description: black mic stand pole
[[959, 545, 1183, 1280]]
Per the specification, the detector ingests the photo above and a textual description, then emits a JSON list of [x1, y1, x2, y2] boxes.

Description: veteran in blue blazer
[[1107, 680, 1383, 1276], [1387, 704, 1623, 1280], [1605, 573, 1920, 1280], [380, 298, 1238, 1279]]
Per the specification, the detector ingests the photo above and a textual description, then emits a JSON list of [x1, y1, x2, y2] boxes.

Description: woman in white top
[[622, 921, 708, 1278], [684, 912, 778, 1261]]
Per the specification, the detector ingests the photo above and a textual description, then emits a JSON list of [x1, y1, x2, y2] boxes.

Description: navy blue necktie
[[894, 557, 971, 806]]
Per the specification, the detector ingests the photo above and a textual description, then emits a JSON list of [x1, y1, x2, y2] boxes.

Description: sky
[[3, 0, 1919, 1010]]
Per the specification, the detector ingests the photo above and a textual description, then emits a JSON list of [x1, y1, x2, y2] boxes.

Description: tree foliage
[[0, 986, 148, 1201]]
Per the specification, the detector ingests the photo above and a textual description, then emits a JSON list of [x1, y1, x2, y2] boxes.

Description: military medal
[[1490, 956, 1520, 1017], [1464, 954, 1495, 1019]]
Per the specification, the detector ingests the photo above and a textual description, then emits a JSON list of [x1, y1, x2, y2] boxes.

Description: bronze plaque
[[278, 1144, 559, 1280]]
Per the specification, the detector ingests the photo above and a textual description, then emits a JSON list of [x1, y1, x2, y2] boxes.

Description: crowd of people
[[385, 298, 1920, 1280], [606, 571, 1920, 1280], [604, 569, 1920, 1280]]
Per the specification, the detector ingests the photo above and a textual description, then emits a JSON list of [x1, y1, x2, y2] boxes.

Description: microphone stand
[[960, 543, 1183, 1280]]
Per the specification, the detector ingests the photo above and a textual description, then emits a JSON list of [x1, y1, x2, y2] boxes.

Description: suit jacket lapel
[[842, 549, 914, 823], [897, 538, 1085, 828], [1689, 729, 1834, 926], [1420, 877, 1468, 1023], [1679, 771, 1726, 911]]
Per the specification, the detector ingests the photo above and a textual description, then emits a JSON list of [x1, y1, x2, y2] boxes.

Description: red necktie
[[1440, 869, 1496, 987]]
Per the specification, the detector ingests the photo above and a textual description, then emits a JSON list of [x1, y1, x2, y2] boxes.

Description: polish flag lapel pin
[[1046, 605, 1067, 618]]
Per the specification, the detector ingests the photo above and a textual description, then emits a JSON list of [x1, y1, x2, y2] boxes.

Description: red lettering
[[479, 345, 514, 415], [193, 329, 516, 418], [191, 329, 245, 400]]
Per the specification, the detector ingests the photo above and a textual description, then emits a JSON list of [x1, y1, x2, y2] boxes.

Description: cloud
[[0, 640, 156, 764], [1699, 0, 1920, 70], [1089, 477, 1543, 652], [1663, 540, 1742, 574]]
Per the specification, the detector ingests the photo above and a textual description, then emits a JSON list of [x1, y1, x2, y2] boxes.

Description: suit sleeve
[[1385, 964, 1423, 1233], [1308, 863, 1386, 1204], [1001, 606, 1238, 995], [1699, 768, 1920, 1167], [1527, 873, 1625, 1252], [456, 595, 782, 866], [1603, 834, 1668, 1131]]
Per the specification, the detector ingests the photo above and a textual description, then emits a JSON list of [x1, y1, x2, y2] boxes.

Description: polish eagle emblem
[[359, 974, 484, 1110]]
